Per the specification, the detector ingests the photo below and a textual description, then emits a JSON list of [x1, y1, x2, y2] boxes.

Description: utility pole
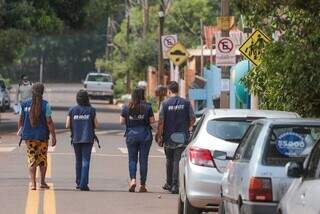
[[157, 2, 165, 86], [220, 0, 230, 108], [39, 56, 44, 83], [200, 19, 204, 76]]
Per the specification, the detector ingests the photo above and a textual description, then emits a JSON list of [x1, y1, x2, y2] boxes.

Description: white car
[[0, 80, 11, 112], [215, 118, 320, 214], [84, 72, 114, 104], [178, 109, 299, 214], [278, 139, 320, 214]]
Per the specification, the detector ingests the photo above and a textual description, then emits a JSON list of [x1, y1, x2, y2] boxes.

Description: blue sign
[[276, 132, 306, 157]]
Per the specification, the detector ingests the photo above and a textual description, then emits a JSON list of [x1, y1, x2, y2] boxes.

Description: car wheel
[[177, 194, 184, 214], [218, 201, 225, 214], [184, 197, 202, 214]]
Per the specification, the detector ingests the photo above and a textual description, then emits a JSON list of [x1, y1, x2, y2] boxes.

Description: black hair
[[128, 87, 146, 116], [20, 74, 27, 80], [76, 90, 91, 107], [168, 81, 179, 94]]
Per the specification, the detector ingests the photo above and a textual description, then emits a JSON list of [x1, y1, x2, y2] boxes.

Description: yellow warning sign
[[166, 42, 189, 66], [239, 29, 271, 66]]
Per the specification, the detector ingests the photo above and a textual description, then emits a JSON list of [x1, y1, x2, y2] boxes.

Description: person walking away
[[18, 83, 56, 190], [66, 90, 98, 191], [120, 87, 155, 192], [155, 81, 195, 194], [15, 74, 32, 114]]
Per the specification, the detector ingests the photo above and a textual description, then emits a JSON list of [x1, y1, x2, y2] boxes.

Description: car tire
[[178, 194, 184, 214], [218, 201, 225, 214], [184, 197, 202, 214]]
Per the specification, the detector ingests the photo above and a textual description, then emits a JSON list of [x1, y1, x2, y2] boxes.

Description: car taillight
[[84, 84, 87, 89], [189, 147, 214, 167], [249, 177, 273, 202]]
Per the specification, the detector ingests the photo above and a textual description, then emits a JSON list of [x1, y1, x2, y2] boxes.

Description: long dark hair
[[29, 83, 44, 128], [128, 87, 146, 116], [76, 90, 91, 107]]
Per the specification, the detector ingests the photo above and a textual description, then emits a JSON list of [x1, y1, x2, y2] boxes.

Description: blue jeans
[[126, 140, 152, 185], [73, 143, 93, 188]]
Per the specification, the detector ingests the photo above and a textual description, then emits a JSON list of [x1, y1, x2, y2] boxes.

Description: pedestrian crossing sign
[[239, 29, 271, 66], [166, 42, 189, 66]]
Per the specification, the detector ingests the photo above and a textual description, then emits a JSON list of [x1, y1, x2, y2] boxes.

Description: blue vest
[[69, 106, 96, 144], [21, 99, 50, 141], [162, 96, 191, 143]]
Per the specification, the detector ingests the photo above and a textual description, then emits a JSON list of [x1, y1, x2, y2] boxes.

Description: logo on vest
[[129, 114, 145, 120], [168, 105, 185, 111], [73, 114, 90, 120]]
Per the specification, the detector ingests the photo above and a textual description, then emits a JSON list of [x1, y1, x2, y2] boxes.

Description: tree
[[235, 0, 320, 117]]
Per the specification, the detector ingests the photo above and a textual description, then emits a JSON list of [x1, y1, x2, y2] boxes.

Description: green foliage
[[146, 95, 158, 113], [237, 0, 320, 117]]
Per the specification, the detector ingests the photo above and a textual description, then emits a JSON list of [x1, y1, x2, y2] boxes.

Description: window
[[306, 142, 320, 179], [190, 115, 205, 141], [206, 118, 252, 143], [87, 75, 111, 82], [234, 124, 263, 161], [263, 126, 320, 166], [0, 80, 5, 90]]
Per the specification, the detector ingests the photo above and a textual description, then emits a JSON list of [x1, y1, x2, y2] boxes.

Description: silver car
[[178, 109, 299, 214], [278, 139, 320, 214], [216, 118, 320, 214], [0, 80, 11, 112]]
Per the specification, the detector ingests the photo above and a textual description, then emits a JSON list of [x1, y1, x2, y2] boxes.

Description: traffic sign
[[166, 42, 189, 66], [216, 37, 236, 66], [161, 35, 178, 59], [217, 16, 235, 30], [239, 29, 271, 66]]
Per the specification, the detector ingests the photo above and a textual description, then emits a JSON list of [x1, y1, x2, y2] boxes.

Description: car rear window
[[87, 75, 111, 82], [264, 125, 320, 166], [206, 118, 252, 142]]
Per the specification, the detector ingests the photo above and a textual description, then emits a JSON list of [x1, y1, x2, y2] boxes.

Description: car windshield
[[87, 75, 111, 82], [264, 125, 320, 166], [206, 119, 252, 142], [0, 80, 5, 89]]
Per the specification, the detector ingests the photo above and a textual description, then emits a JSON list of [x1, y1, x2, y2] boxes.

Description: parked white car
[[0, 79, 11, 112], [215, 118, 320, 214], [278, 139, 320, 214], [178, 109, 299, 214], [83, 72, 114, 104]]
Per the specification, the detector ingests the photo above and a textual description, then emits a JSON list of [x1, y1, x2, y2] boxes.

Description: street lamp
[[157, 5, 165, 86]]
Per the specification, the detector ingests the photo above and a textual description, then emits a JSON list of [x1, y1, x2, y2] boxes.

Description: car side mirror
[[285, 162, 304, 178], [213, 150, 230, 173]]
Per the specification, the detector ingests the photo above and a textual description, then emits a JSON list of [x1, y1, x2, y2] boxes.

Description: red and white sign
[[161, 35, 178, 59], [216, 37, 236, 66]]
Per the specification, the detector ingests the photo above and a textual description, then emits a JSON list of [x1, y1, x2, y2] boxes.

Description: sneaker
[[80, 186, 90, 191], [170, 185, 179, 194], [139, 185, 147, 193], [162, 183, 171, 191]]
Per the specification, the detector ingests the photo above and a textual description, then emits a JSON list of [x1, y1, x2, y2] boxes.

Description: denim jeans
[[73, 143, 93, 188], [126, 140, 152, 185], [164, 147, 185, 187]]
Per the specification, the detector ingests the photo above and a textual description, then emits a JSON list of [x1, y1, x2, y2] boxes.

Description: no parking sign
[[216, 37, 236, 66], [161, 35, 178, 59]]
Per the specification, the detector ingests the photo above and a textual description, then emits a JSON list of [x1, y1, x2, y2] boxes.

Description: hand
[[157, 140, 164, 147], [51, 137, 57, 147]]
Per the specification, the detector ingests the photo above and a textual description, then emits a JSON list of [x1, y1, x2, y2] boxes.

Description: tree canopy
[[235, 0, 320, 117]]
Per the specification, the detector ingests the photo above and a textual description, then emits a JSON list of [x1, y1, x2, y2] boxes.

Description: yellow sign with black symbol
[[166, 42, 189, 66], [239, 29, 271, 66]]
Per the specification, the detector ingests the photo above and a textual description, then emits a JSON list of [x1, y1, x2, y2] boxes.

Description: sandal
[[129, 180, 136, 192], [139, 185, 147, 193], [30, 184, 36, 191], [40, 183, 50, 189]]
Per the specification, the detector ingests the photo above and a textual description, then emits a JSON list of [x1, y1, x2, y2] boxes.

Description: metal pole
[[40, 56, 43, 83], [220, 0, 230, 108], [200, 19, 204, 76], [157, 3, 165, 85]]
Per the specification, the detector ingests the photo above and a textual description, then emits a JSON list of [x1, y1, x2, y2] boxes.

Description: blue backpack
[[125, 106, 152, 143]]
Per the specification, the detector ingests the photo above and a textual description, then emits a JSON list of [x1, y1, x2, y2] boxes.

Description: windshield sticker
[[276, 132, 306, 157]]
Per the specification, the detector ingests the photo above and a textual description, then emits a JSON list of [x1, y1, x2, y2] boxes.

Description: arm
[[65, 116, 71, 129], [94, 117, 99, 129], [47, 117, 57, 147], [17, 114, 23, 136], [155, 103, 165, 146], [120, 116, 126, 125]]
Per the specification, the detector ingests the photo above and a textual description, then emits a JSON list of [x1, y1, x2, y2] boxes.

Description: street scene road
[[0, 85, 178, 214]]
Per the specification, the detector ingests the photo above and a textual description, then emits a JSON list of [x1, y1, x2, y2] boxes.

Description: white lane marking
[[48, 146, 55, 153], [51, 152, 165, 158], [157, 149, 165, 154], [0, 147, 16, 152], [92, 146, 96, 153], [118, 147, 128, 154], [95, 130, 124, 135]]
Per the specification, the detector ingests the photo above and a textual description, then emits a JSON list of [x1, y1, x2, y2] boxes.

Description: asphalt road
[[0, 85, 178, 214]]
